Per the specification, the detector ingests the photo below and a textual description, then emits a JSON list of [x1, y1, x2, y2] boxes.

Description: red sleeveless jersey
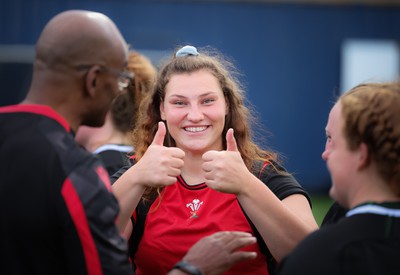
[[134, 175, 269, 275]]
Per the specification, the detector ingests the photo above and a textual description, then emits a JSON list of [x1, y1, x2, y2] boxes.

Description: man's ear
[[357, 142, 370, 170], [84, 66, 101, 98]]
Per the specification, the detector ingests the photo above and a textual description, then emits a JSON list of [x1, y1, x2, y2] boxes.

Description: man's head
[[26, 10, 130, 131]]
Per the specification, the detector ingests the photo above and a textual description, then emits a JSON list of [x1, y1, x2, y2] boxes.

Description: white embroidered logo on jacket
[[186, 199, 203, 218]]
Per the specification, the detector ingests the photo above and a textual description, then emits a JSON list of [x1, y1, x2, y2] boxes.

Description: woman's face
[[160, 70, 228, 155]]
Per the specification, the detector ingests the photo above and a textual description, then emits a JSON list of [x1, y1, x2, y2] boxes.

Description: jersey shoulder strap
[[126, 155, 158, 266], [247, 159, 277, 273], [129, 194, 157, 266]]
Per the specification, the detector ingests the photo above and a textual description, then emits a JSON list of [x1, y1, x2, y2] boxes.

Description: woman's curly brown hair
[[340, 82, 400, 194], [132, 46, 278, 200]]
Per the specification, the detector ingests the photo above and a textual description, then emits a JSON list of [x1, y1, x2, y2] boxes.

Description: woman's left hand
[[202, 128, 253, 194]]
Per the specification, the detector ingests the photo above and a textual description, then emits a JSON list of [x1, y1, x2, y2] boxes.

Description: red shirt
[[135, 176, 269, 275]]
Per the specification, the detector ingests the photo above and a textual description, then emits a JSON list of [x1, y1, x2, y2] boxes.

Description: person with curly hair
[[112, 45, 318, 274], [277, 82, 400, 275]]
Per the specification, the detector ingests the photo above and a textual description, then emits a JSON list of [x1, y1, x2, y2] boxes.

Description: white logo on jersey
[[186, 199, 203, 218]]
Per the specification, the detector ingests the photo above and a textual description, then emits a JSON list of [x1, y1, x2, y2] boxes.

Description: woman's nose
[[187, 105, 204, 121]]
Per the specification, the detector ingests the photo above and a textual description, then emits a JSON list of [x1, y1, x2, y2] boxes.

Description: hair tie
[[175, 45, 199, 57]]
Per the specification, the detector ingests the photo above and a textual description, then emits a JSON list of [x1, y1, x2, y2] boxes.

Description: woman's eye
[[203, 98, 215, 104], [173, 101, 185, 106]]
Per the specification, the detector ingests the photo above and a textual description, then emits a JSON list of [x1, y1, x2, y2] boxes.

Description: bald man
[[0, 10, 133, 275]]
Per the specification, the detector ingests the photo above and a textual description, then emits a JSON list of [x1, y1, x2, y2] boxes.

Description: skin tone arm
[[112, 122, 185, 232], [168, 231, 257, 275], [202, 129, 318, 262]]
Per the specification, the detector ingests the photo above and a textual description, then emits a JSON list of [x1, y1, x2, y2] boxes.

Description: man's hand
[[169, 231, 257, 275]]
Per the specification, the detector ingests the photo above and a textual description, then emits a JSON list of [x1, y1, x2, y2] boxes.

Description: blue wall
[[2, 0, 400, 193]]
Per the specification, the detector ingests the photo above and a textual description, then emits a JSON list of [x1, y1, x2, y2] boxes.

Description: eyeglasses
[[101, 66, 134, 92], [75, 64, 134, 92]]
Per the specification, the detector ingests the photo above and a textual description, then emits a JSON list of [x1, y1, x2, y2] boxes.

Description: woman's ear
[[225, 95, 230, 115], [160, 100, 166, 120]]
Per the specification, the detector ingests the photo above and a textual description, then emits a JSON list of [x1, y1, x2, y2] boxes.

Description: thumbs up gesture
[[202, 128, 250, 194], [134, 121, 185, 187]]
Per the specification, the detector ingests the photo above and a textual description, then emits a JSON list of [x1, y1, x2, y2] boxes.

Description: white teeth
[[185, 126, 207, 132]]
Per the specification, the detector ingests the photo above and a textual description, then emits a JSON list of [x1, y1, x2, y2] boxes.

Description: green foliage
[[310, 194, 334, 226]]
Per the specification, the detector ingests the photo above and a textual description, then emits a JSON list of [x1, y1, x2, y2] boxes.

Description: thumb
[[226, 128, 238, 152], [151, 121, 166, 145]]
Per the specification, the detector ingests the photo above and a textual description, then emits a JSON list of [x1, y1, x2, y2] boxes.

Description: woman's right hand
[[131, 121, 185, 187]]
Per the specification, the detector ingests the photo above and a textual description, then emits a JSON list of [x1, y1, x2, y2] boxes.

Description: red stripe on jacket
[[61, 178, 103, 275], [0, 104, 70, 132]]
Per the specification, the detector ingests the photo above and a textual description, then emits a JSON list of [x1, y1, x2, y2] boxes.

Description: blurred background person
[[75, 51, 156, 176]]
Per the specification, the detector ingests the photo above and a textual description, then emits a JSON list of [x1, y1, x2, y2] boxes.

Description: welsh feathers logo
[[186, 199, 203, 218]]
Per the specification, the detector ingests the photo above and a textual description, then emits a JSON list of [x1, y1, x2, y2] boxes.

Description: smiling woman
[[111, 45, 318, 275]]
